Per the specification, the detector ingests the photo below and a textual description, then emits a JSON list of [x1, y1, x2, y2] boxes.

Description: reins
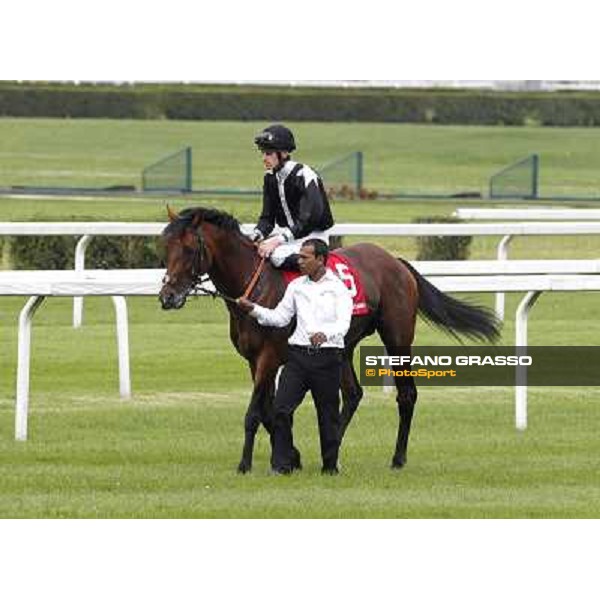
[[192, 275, 238, 304], [192, 241, 267, 305], [241, 256, 267, 300]]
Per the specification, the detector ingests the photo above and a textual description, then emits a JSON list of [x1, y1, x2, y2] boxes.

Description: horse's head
[[159, 205, 257, 310], [159, 206, 208, 310]]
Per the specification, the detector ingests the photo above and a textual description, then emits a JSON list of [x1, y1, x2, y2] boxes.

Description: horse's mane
[[164, 207, 242, 236]]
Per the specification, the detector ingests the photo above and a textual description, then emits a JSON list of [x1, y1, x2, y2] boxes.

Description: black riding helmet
[[254, 124, 297, 153]]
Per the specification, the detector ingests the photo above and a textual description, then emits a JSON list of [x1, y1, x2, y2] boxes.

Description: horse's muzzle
[[159, 287, 188, 311]]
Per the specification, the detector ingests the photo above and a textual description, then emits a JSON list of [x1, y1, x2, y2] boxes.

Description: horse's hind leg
[[377, 330, 418, 470], [391, 368, 417, 469], [339, 346, 364, 440]]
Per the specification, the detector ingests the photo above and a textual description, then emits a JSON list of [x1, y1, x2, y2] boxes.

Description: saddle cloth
[[281, 251, 370, 316]]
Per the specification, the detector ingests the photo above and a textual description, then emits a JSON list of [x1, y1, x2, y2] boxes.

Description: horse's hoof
[[291, 449, 303, 471], [391, 457, 406, 470], [237, 462, 252, 474], [269, 468, 293, 477]]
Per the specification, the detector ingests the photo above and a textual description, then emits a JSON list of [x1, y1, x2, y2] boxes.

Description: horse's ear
[[167, 205, 179, 223]]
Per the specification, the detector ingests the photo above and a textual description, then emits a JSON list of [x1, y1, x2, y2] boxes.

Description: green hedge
[[2, 81, 600, 125], [8, 236, 161, 270], [414, 216, 472, 261]]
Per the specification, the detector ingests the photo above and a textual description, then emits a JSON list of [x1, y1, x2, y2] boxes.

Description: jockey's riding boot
[[278, 254, 301, 271]]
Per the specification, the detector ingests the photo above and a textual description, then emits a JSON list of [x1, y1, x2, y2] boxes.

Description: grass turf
[[2, 118, 600, 196], [0, 293, 599, 518], [1, 387, 599, 518]]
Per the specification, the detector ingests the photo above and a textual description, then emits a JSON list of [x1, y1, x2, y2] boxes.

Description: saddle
[[281, 251, 370, 316]]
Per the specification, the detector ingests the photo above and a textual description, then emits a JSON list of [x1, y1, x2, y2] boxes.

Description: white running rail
[[1, 263, 599, 441]]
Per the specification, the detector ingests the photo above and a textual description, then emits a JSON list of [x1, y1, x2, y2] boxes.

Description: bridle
[[167, 228, 267, 305]]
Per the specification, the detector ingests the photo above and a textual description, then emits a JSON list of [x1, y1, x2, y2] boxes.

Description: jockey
[[250, 124, 335, 271]]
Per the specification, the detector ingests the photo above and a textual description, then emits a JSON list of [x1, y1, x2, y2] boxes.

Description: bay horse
[[159, 207, 499, 473]]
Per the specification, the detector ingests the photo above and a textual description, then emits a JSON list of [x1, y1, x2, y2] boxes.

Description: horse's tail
[[399, 258, 501, 343]]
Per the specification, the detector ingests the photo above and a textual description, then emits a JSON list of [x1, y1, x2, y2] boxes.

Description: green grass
[[1, 293, 599, 518], [0, 118, 599, 518], [1, 118, 599, 266], [1, 387, 599, 518], [2, 118, 600, 195]]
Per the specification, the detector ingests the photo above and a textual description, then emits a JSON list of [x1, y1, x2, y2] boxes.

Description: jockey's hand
[[237, 298, 255, 314], [258, 236, 283, 258], [249, 230, 263, 244], [310, 332, 327, 347]]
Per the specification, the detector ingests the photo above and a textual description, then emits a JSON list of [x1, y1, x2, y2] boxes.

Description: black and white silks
[[252, 161, 334, 243]]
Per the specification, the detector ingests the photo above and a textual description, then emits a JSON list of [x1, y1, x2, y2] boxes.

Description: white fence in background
[[452, 211, 600, 319], [1, 261, 600, 441], [2, 221, 598, 440], [454, 208, 600, 221], [2, 220, 600, 325]]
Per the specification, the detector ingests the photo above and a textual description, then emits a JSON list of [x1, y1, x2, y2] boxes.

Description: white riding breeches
[[270, 230, 331, 267]]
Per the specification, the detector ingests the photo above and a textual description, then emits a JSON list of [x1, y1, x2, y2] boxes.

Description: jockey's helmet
[[254, 124, 296, 153]]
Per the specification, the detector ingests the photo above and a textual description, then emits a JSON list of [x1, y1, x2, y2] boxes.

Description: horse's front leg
[[238, 383, 268, 474], [238, 347, 279, 474]]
